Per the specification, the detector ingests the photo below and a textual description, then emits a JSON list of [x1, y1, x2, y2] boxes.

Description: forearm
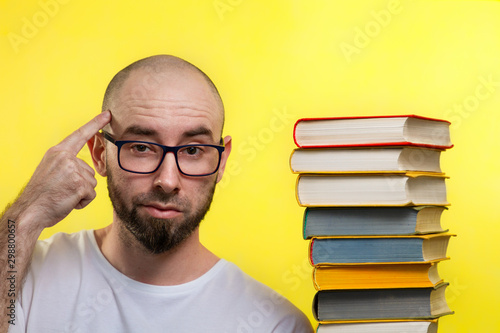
[[0, 200, 43, 333]]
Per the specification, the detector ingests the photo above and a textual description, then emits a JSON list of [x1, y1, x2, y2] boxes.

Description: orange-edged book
[[295, 173, 448, 207], [289, 146, 444, 174], [309, 234, 453, 265], [312, 261, 444, 290], [293, 115, 453, 149]]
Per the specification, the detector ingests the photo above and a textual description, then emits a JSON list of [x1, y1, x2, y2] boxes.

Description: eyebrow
[[123, 125, 159, 137], [121, 125, 215, 141], [182, 126, 214, 139]]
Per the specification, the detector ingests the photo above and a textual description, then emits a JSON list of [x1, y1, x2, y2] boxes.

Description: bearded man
[[0, 55, 313, 333]]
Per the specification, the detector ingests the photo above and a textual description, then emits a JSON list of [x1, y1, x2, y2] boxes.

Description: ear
[[87, 133, 107, 177], [216, 135, 232, 183]]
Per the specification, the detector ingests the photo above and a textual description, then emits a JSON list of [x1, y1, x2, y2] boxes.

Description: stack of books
[[290, 115, 455, 332]]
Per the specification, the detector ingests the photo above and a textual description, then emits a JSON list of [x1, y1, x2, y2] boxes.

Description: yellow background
[[1, 0, 499, 331]]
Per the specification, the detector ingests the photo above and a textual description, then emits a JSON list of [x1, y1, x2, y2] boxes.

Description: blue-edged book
[[309, 234, 453, 265], [303, 206, 447, 239]]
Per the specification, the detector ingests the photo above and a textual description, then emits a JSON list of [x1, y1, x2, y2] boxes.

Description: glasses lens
[[119, 142, 163, 173], [118, 142, 222, 175], [177, 145, 221, 176]]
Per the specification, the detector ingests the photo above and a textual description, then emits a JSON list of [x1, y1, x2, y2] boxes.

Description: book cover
[[296, 173, 448, 207], [313, 283, 453, 322], [313, 261, 443, 290], [290, 146, 444, 174], [293, 115, 453, 149], [309, 234, 453, 265], [303, 206, 447, 238]]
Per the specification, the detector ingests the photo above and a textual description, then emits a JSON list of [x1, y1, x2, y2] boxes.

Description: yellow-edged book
[[296, 173, 448, 207], [313, 261, 444, 290]]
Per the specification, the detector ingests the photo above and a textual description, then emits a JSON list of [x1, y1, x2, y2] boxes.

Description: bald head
[[102, 55, 224, 131]]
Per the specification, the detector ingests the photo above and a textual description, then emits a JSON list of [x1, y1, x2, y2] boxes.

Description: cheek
[[188, 176, 217, 200], [122, 176, 154, 196], [108, 164, 149, 196]]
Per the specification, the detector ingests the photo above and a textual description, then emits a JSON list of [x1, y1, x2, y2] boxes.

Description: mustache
[[132, 189, 189, 207]]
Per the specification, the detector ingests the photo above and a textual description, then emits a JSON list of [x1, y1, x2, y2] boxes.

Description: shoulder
[[211, 260, 314, 332], [33, 230, 90, 260], [19, 230, 95, 314], [29, 230, 93, 277]]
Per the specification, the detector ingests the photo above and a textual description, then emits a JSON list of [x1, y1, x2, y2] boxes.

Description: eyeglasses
[[102, 131, 225, 176]]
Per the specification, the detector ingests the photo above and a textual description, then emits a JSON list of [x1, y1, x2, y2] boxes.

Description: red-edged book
[[293, 115, 453, 149]]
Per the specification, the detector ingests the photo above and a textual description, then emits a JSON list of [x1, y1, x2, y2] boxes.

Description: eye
[[185, 146, 201, 155], [129, 143, 155, 153], [133, 144, 149, 152]]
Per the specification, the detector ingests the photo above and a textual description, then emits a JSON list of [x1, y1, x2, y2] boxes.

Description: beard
[[106, 170, 216, 254]]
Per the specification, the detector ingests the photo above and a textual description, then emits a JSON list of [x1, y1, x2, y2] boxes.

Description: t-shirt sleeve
[[272, 311, 315, 333]]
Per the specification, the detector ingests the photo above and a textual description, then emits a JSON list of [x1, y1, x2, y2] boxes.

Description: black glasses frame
[[102, 131, 225, 176]]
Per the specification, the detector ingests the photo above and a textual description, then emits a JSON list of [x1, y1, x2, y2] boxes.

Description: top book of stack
[[293, 115, 453, 149]]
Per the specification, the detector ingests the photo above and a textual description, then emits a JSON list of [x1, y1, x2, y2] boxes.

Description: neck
[[94, 216, 219, 286]]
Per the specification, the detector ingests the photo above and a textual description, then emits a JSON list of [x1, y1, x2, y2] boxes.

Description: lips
[[141, 203, 182, 219]]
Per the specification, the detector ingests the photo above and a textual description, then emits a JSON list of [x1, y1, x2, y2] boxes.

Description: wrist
[[3, 200, 45, 241]]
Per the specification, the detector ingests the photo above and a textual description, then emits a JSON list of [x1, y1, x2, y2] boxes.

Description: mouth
[[140, 203, 182, 219]]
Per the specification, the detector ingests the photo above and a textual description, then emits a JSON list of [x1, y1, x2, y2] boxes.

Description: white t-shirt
[[9, 230, 313, 333]]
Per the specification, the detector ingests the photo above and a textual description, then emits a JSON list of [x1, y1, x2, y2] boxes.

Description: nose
[[153, 152, 181, 193]]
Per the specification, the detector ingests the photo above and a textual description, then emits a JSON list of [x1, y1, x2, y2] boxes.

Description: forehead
[[110, 68, 223, 140]]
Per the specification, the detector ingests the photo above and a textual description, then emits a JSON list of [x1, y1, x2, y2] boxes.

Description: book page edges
[[311, 257, 449, 267], [312, 284, 452, 322], [292, 170, 447, 176], [311, 258, 450, 267], [295, 142, 454, 149], [296, 172, 448, 178], [316, 318, 441, 324], [289, 146, 446, 174], [299, 202, 450, 208], [312, 263, 445, 291], [304, 230, 450, 239], [315, 310, 455, 324], [295, 174, 450, 207], [294, 115, 451, 124], [311, 234, 455, 240], [293, 115, 453, 148]]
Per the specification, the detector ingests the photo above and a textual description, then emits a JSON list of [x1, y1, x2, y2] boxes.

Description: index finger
[[59, 111, 112, 155]]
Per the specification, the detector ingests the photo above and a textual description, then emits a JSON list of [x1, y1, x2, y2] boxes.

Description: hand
[[18, 111, 111, 230]]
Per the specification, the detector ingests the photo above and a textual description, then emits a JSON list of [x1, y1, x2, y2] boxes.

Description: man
[[0, 55, 313, 332]]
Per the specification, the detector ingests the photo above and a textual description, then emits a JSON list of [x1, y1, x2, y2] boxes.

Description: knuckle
[[73, 175, 88, 190]]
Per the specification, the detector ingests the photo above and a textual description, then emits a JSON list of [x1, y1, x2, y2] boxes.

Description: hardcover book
[[313, 262, 443, 290], [313, 283, 453, 322], [290, 147, 443, 174], [303, 206, 446, 238], [293, 115, 452, 149], [309, 234, 453, 265], [296, 174, 448, 207]]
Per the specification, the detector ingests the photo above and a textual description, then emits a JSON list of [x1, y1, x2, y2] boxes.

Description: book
[[313, 262, 443, 290], [296, 174, 448, 207], [313, 283, 453, 322], [309, 234, 452, 265], [316, 320, 438, 333], [293, 115, 453, 149], [303, 206, 447, 238], [290, 147, 443, 174]]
